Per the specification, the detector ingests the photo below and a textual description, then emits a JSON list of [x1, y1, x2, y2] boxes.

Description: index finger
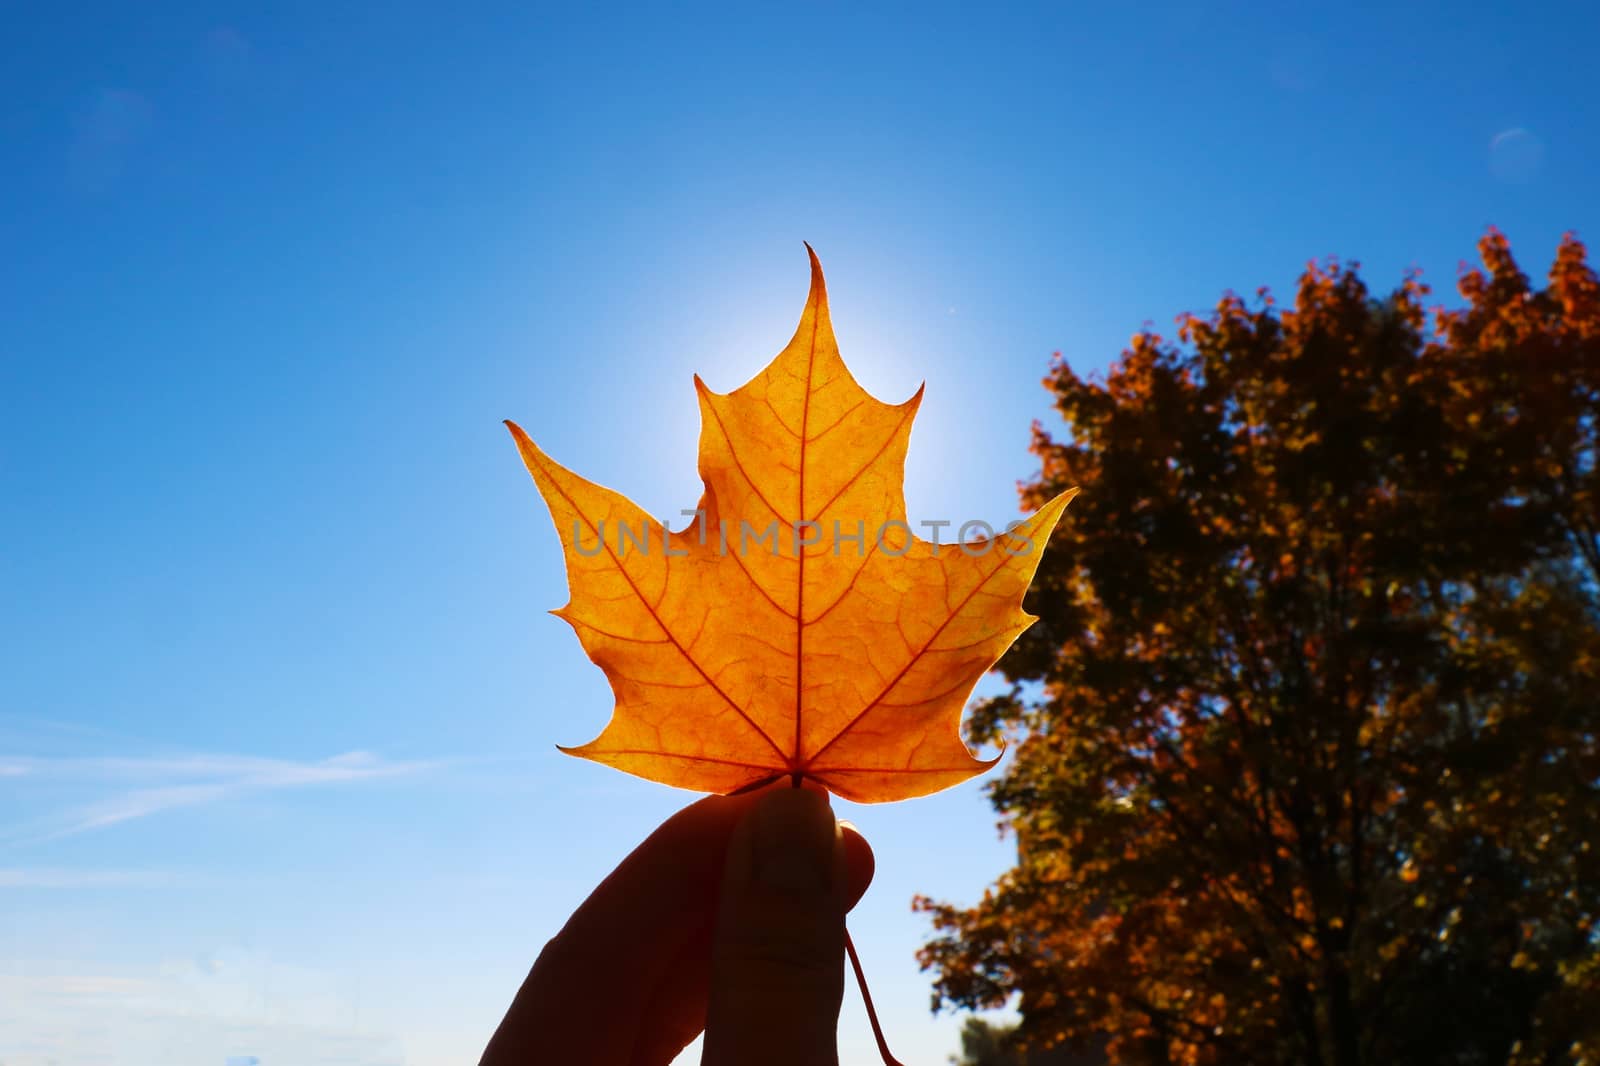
[[481, 784, 874, 1065], [481, 788, 761, 1065]]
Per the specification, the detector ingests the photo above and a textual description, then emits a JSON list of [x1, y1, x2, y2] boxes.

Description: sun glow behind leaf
[[508, 248, 1075, 802]]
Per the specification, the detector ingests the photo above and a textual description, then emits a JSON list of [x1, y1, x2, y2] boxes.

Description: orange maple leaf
[[508, 248, 1076, 802]]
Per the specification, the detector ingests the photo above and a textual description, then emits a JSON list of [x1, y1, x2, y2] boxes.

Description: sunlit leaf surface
[[509, 248, 1074, 802]]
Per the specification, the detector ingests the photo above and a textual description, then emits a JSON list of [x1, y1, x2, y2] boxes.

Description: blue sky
[[2, 2, 1596, 1063]]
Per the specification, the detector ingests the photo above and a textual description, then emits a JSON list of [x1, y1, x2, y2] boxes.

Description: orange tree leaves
[[917, 231, 1600, 1066], [508, 248, 1075, 803]]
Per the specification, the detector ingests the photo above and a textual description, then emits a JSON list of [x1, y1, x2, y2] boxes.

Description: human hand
[[481, 783, 875, 1065]]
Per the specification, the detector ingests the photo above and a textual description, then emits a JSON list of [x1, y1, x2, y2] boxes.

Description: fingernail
[[751, 788, 838, 897]]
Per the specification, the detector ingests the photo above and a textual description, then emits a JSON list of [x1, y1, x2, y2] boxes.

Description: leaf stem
[[846, 926, 908, 1066]]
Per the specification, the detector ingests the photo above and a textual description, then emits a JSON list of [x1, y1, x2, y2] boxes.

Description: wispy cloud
[[0, 867, 175, 889], [67, 87, 154, 192], [0, 958, 406, 1065], [2, 749, 435, 842], [6, 748, 425, 783], [62, 783, 235, 835]]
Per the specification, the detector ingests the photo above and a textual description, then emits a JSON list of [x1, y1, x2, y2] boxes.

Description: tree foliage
[[951, 1017, 1104, 1065], [919, 231, 1600, 1066], [952, 1017, 1029, 1066]]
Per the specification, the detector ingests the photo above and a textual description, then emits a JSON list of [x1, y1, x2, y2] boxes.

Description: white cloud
[[0, 960, 406, 1066], [4, 749, 424, 784], [67, 87, 154, 192], [1, 749, 435, 842], [0, 868, 174, 889]]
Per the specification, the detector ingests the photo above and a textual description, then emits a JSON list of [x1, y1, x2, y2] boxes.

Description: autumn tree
[[918, 231, 1600, 1066], [952, 1017, 1106, 1066], [952, 1018, 1029, 1066]]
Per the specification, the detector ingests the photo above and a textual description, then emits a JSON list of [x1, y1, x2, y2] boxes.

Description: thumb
[[701, 786, 849, 1066]]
